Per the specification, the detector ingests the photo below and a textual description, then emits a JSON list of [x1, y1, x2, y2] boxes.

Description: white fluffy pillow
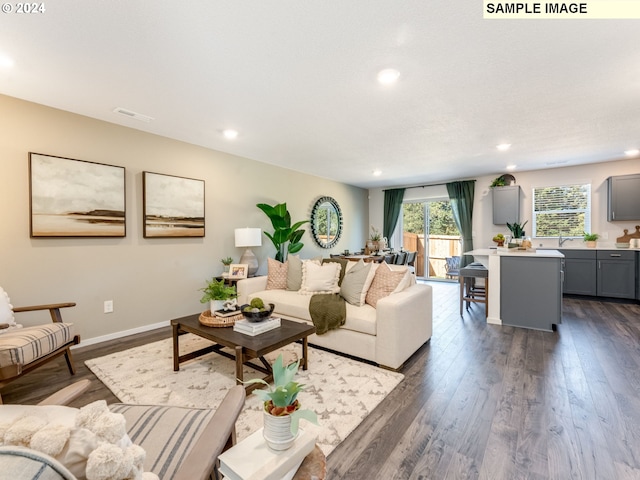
[[300, 260, 341, 295], [0, 286, 16, 328]]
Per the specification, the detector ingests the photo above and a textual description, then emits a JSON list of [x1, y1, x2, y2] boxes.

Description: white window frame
[[532, 182, 591, 238]]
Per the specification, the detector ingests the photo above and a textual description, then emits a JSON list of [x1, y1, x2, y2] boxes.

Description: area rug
[[85, 334, 404, 455]]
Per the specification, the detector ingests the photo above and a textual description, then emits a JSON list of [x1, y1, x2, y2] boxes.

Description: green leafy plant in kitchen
[[199, 278, 237, 303], [506, 221, 528, 239], [490, 176, 506, 187], [583, 232, 599, 241], [257, 202, 309, 262], [244, 354, 318, 435]]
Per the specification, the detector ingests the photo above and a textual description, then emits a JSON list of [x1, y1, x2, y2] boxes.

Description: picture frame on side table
[[29, 152, 126, 238], [228, 264, 248, 280], [143, 171, 205, 238]]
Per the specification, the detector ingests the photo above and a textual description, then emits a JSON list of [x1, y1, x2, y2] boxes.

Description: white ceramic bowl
[[615, 243, 630, 248]]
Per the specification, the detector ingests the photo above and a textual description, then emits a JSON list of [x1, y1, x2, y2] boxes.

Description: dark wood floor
[[3, 281, 640, 479]]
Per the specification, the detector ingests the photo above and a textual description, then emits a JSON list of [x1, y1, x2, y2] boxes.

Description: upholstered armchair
[[0, 380, 246, 480], [0, 286, 80, 403]]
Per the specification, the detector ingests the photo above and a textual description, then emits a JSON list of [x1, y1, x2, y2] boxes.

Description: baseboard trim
[[72, 320, 170, 349]]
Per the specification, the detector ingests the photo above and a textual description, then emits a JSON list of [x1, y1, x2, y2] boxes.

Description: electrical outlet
[[602, 232, 609, 240], [104, 300, 113, 314]]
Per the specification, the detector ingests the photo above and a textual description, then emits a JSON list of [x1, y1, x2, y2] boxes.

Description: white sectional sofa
[[237, 262, 432, 370]]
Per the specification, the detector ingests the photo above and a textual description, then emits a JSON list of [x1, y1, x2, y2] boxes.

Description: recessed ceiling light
[[506, 164, 517, 171], [0, 54, 14, 68], [624, 149, 639, 157], [223, 129, 238, 140], [377, 69, 400, 85], [496, 143, 511, 151], [373, 169, 382, 176]]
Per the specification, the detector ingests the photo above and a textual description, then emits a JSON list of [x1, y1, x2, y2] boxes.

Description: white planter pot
[[263, 411, 297, 451], [210, 300, 225, 313]]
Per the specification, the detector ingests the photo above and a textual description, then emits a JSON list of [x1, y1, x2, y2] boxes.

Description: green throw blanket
[[309, 293, 346, 335]]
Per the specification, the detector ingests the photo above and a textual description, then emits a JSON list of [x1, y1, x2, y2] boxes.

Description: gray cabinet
[[492, 186, 521, 225], [500, 256, 562, 331], [608, 174, 640, 221], [597, 250, 636, 299], [560, 249, 597, 296]]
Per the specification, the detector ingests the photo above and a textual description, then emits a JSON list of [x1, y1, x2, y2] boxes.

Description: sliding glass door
[[401, 200, 461, 280]]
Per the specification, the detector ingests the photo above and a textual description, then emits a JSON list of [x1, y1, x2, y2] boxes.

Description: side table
[[293, 445, 326, 479]]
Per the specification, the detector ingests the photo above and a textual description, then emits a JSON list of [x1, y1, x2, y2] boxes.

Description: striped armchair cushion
[[0, 323, 75, 368], [109, 404, 216, 480]]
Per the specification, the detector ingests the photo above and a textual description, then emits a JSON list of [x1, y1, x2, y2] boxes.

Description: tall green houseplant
[[257, 202, 308, 262]]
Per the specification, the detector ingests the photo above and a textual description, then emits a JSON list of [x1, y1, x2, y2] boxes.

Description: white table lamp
[[235, 228, 262, 277]]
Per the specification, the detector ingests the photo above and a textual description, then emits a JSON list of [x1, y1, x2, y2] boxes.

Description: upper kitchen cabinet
[[492, 185, 521, 225], [607, 174, 640, 221]]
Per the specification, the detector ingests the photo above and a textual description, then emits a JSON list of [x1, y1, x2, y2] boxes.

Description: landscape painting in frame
[[29, 153, 126, 237], [143, 171, 205, 238]]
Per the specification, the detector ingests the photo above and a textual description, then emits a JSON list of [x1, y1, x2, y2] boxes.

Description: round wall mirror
[[310, 196, 343, 249]]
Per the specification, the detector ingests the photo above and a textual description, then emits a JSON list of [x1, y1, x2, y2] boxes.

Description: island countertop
[[464, 248, 564, 258]]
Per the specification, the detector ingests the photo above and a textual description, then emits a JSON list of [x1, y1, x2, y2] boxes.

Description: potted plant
[[490, 176, 506, 187], [257, 202, 309, 262], [583, 232, 599, 248], [506, 220, 528, 239], [368, 225, 383, 252], [245, 354, 318, 451], [221, 256, 233, 274], [199, 278, 237, 313]]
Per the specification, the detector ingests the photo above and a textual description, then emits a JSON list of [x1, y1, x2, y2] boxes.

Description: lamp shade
[[235, 228, 262, 247]]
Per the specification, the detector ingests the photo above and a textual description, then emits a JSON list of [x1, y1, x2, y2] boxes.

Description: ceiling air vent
[[112, 107, 154, 123]]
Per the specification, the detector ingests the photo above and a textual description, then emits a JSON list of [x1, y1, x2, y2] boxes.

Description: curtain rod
[[382, 179, 476, 191]]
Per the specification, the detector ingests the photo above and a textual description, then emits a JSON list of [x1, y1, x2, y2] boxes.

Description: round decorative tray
[[198, 310, 243, 327]]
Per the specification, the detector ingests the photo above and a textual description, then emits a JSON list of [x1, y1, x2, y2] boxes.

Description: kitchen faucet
[[558, 235, 573, 247]]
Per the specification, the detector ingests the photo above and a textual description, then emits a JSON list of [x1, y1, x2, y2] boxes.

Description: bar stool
[[459, 263, 489, 317]]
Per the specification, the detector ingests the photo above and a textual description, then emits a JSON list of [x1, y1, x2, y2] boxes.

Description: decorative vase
[[586, 241, 597, 248], [496, 241, 504, 247], [210, 300, 225, 313], [263, 411, 297, 451]]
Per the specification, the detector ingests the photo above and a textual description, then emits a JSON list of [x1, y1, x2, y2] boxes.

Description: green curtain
[[446, 180, 475, 267], [383, 188, 405, 248]]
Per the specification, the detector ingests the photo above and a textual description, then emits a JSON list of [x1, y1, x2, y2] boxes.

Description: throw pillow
[[300, 261, 341, 295], [321, 258, 349, 286], [340, 260, 373, 306], [365, 262, 408, 307], [266, 258, 288, 290], [0, 286, 15, 328], [286, 255, 303, 291]]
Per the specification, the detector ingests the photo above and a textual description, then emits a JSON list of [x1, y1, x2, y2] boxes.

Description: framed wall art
[[29, 153, 126, 238], [228, 264, 248, 280], [143, 171, 205, 238]]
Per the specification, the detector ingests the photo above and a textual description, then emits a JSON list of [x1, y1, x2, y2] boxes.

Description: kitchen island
[[464, 248, 564, 331]]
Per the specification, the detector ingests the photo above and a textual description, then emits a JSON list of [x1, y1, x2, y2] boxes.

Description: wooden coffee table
[[170, 314, 316, 392]]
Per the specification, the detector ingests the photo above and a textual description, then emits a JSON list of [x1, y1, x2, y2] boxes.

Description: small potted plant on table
[[583, 232, 599, 248], [245, 354, 318, 451], [199, 278, 237, 313], [221, 256, 234, 274]]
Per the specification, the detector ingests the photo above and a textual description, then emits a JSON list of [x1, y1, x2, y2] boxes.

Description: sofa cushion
[[247, 289, 377, 336], [0, 446, 75, 480], [266, 258, 288, 290], [365, 262, 407, 307], [340, 260, 373, 306], [300, 261, 340, 295], [321, 258, 349, 285], [286, 255, 302, 291], [0, 323, 75, 368]]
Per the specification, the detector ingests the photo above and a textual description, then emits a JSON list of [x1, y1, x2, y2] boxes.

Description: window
[[532, 183, 591, 238]]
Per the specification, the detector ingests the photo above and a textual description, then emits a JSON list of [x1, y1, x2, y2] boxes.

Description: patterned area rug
[[85, 334, 403, 455]]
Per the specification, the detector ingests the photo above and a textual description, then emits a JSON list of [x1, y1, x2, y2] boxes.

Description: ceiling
[[1, 1, 638, 189]]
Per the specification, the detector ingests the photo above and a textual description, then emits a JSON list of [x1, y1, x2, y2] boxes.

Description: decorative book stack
[[233, 317, 281, 336], [218, 428, 316, 480]]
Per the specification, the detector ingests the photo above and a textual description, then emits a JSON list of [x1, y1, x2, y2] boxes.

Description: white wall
[[369, 158, 640, 250], [0, 95, 368, 343]]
